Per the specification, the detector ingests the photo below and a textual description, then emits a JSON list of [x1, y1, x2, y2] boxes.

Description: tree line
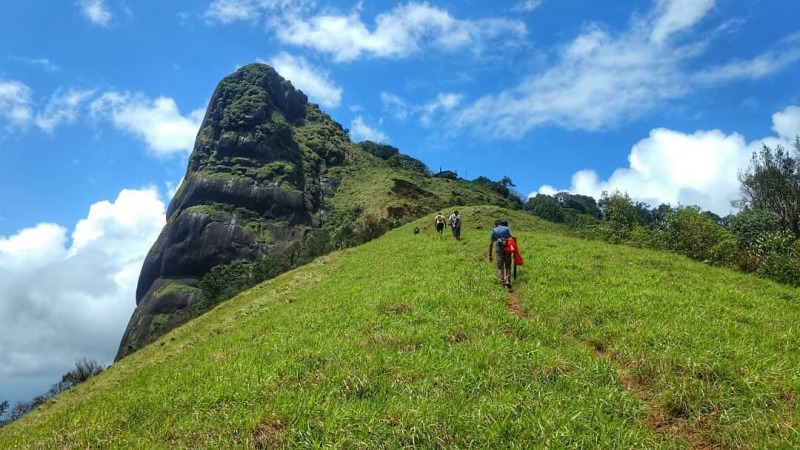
[[0, 359, 105, 428], [525, 137, 800, 286]]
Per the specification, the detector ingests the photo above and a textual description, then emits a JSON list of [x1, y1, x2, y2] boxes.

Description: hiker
[[448, 210, 462, 240], [433, 211, 447, 235], [489, 218, 515, 291]]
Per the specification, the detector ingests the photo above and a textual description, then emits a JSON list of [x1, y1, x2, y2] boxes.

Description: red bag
[[508, 237, 524, 266]]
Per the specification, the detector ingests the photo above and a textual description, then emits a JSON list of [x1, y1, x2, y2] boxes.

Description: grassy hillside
[[325, 145, 519, 221], [2, 206, 799, 449]]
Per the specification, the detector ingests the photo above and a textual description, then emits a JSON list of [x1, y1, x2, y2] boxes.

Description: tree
[[737, 137, 800, 238], [63, 358, 106, 386], [599, 191, 638, 241], [729, 209, 795, 272], [9, 401, 33, 421], [354, 212, 388, 244], [525, 194, 564, 222], [555, 192, 601, 219], [663, 206, 735, 264], [387, 154, 429, 174], [359, 141, 399, 160]]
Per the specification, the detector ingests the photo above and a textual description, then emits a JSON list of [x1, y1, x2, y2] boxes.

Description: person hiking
[[433, 212, 447, 236], [489, 218, 515, 291], [448, 210, 462, 240]]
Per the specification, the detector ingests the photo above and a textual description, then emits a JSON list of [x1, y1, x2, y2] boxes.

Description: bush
[[627, 225, 663, 249], [299, 229, 329, 262], [709, 236, 740, 267], [758, 247, 800, 286], [195, 254, 292, 316], [330, 221, 356, 249], [359, 141, 399, 160], [198, 261, 253, 310], [355, 213, 388, 244], [253, 254, 290, 283], [526, 194, 565, 223], [663, 206, 732, 262], [599, 191, 638, 243]]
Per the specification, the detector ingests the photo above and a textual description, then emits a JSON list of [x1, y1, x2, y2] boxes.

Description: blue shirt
[[490, 225, 512, 252]]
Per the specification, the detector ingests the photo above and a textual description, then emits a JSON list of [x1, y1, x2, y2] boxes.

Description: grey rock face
[[116, 64, 347, 359]]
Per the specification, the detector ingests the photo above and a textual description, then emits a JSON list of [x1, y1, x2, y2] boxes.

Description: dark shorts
[[451, 226, 461, 237], [436, 223, 445, 232]]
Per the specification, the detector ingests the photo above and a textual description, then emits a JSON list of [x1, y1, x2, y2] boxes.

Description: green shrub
[[663, 206, 732, 262], [757, 242, 800, 286], [627, 225, 663, 249], [599, 191, 638, 243], [526, 194, 565, 223], [709, 236, 739, 267], [355, 213, 388, 244], [253, 254, 290, 283], [300, 229, 329, 262], [331, 222, 356, 249]]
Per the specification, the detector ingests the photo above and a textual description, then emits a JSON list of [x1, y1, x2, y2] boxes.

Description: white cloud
[[77, 0, 113, 27], [90, 92, 205, 156], [512, 0, 543, 13], [8, 56, 59, 72], [0, 188, 165, 404], [204, 0, 314, 24], [35, 89, 96, 133], [535, 106, 800, 216], [267, 52, 342, 108], [204, 0, 261, 23], [381, 92, 408, 120], [772, 105, 800, 140], [649, 0, 715, 45], [274, 3, 526, 62], [454, 2, 800, 137], [0, 79, 34, 128], [692, 33, 800, 84], [350, 116, 388, 143], [420, 93, 463, 126], [381, 91, 463, 126]]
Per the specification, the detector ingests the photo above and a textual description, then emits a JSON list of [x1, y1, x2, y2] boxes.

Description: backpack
[[451, 215, 461, 227], [435, 214, 445, 224], [497, 237, 513, 253]]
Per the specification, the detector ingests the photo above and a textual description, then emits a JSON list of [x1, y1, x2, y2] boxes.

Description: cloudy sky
[[1, 0, 799, 406]]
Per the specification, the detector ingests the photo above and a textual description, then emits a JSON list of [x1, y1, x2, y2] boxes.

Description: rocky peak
[[117, 64, 349, 360]]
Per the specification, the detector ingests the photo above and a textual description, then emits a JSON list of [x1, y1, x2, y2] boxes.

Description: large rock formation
[[116, 64, 349, 359]]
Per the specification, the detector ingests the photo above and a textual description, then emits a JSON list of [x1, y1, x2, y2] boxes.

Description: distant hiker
[[448, 210, 462, 240], [433, 212, 447, 236], [413, 227, 420, 234], [489, 218, 515, 291]]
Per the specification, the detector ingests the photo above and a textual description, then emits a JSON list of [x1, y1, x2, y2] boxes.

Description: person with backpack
[[433, 212, 447, 236], [448, 210, 461, 240], [489, 218, 515, 291]]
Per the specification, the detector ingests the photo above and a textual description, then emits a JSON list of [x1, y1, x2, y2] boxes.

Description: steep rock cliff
[[116, 64, 349, 359]]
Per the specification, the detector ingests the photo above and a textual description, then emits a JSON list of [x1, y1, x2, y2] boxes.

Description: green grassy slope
[[2, 207, 799, 449], [325, 147, 519, 221]]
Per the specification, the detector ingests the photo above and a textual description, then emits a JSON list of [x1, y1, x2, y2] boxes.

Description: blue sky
[[1, 0, 799, 406]]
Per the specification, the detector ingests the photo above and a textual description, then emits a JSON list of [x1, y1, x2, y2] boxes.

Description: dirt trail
[[589, 343, 717, 450], [506, 291, 527, 319], [503, 288, 716, 450]]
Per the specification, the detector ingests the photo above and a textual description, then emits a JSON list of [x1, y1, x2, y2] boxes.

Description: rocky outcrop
[[116, 64, 349, 360]]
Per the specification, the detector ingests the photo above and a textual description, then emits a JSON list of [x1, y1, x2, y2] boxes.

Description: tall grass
[[2, 206, 798, 449]]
